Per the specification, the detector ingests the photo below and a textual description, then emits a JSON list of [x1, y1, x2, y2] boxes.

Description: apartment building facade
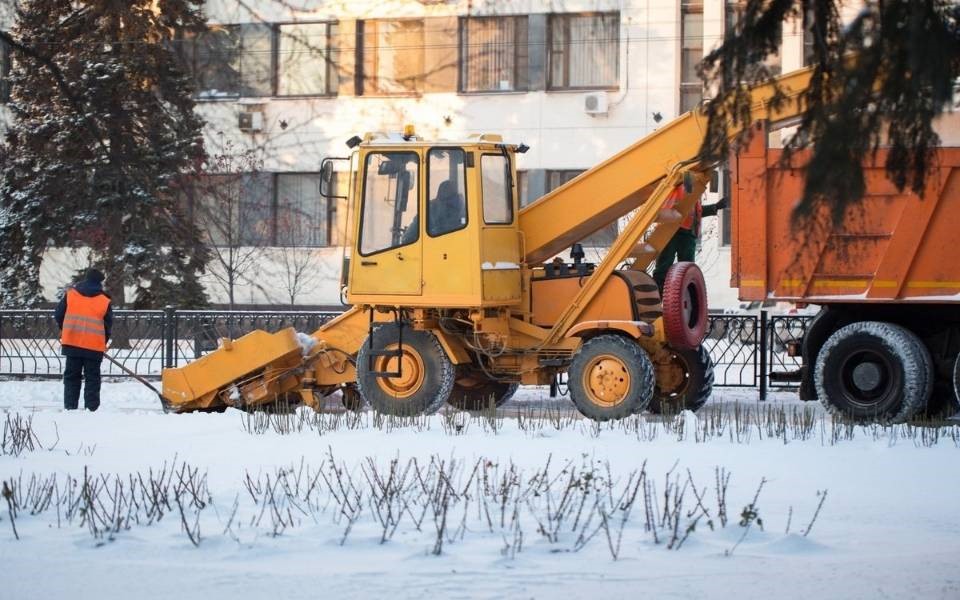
[[7, 1, 951, 308]]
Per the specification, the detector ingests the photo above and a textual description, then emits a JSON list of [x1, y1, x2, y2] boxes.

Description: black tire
[[447, 379, 519, 411], [648, 345, 714, 414], [922, 353, 960, 419], [800, 307, 851, 402], [340, 385, 364, 412], [357, 323, 454, 416], [815, 321, 932, 423], [568, 335, 655, 421]]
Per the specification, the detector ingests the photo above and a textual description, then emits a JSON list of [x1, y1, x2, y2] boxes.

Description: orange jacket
[[60, 288, 110, 353], [664, 186, 703, 235]]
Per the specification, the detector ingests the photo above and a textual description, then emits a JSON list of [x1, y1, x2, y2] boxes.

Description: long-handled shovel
[[103, 353, 174, 413]]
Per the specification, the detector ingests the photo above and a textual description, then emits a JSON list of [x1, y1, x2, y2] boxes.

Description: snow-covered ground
[[1, 380, 959, 600]]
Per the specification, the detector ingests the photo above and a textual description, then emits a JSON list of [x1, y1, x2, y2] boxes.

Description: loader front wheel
[[568, 335, 654, 421], [649, 345, 714, 414], [357, 323, 454, 416]]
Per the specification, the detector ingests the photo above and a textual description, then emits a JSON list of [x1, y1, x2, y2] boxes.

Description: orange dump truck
[[731, 122, 960, 421]]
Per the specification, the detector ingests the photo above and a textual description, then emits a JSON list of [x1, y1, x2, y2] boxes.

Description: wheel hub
[[655, 351, 690, 395], [851, 362, 882, 392], [839, 349, 893, 406], [376, 345, 425, 399], [584, 355, 631, 407]]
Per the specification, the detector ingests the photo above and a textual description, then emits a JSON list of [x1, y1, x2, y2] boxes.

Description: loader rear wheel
[[340, 385, 364, 412], [357, 323, 454, 416], [661, 262, 708, 350], [568, 335, 654, 421], [447, 377, 519, 411], [649, 345, 714, 414], [815, 321, 932, 423]]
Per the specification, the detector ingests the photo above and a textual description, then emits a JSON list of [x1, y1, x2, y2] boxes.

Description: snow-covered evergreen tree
[[0, 0, 211, 308]]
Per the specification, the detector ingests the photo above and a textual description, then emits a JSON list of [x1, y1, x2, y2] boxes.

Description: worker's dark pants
[[653, 229, 698, 290], [63, 356, 103, 411]]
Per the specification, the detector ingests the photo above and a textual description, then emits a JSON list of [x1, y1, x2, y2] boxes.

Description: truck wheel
[[955, 353, 960, 403], [921, 353, 960, 419], [661, 262, 708, 350], [568, 335, 654, 421], [814, 322, 932, 423], [357, 323, 454, 416], [447, 377, 518, 411], [649, 345, 714, 414]]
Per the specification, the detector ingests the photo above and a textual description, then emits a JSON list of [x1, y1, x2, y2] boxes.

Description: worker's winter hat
[[85, 268, 105, 284]]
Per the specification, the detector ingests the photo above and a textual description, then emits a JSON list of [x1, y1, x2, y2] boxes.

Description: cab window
[[427, 148, 468, 237], [481, 154, 513, 224], [359, 152, 419, 255]]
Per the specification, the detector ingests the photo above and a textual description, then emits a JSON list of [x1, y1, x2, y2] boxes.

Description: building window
[[547, 170, 617, 247], [276, 173, 328, 246], [680, 2, 703, 113], [0, 35, 10, 103], [360, 19, 425, 95], [183, 23, 274, 98], [459, 16, 528, 93], [548, 13, 619, 90], [277, 22, 337, 96], [802, 7, 815, 67], [725, 1, 782, 76], [193, 173, 274, 246]]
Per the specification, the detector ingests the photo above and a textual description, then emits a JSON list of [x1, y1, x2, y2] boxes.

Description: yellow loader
[[160, 69, 815, 420]]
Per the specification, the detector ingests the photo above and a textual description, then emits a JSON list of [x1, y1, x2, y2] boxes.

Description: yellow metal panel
[[482, 269, 522, 303], [161, 328, 303, 410], [433, 329, 472, 364]]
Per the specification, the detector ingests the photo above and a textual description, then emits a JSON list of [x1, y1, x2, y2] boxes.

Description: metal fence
[[0, 308, 812, 395], [0, 309, 340, 379]]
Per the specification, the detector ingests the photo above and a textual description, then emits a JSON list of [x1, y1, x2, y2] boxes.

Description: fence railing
[[0, 308, 813, 397]]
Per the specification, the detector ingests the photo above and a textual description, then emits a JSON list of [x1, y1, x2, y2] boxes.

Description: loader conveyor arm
[[518, 67, 815, 266]]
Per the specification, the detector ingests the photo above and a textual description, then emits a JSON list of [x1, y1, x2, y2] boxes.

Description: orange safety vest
[[664, 185, 703, 235], [61, 288, 110, 353]]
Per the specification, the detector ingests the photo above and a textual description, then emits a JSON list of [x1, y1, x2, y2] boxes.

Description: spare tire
[[661, 262, 708, 350]]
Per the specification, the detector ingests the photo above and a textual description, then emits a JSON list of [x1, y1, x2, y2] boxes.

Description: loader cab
[[336, 130, 524, 309]]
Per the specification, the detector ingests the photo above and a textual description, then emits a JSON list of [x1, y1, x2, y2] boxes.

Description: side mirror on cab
[[320, 159, 336, 199]]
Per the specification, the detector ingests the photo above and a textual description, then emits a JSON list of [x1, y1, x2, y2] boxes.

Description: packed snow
[[1, 380, 958, 600]]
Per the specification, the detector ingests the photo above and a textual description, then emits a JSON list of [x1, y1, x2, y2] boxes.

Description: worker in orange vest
[[652, 185, 728, 290], [54, 269, 113, 411]]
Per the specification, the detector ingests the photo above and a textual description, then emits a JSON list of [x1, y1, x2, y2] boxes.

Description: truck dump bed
[[732, 126, 960, 303]]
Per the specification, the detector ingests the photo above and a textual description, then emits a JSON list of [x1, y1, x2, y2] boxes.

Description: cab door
[[349, 150, 423, 296], [479, 152, 522, 304]]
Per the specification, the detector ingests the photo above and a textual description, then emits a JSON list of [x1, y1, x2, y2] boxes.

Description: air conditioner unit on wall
[[583, 91, 609, 116], [238, 110, 264, 132]]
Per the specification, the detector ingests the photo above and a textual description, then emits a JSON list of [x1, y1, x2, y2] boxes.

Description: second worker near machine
[[652, 185, 729, 291]]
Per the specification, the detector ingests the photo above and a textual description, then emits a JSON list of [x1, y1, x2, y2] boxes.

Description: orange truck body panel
[[732, 126, 960, 304]]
